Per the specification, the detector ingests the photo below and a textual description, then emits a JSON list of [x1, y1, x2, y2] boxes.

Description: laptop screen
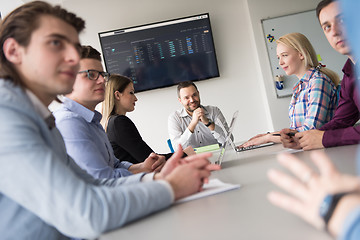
[[215, 110, 238, 165]]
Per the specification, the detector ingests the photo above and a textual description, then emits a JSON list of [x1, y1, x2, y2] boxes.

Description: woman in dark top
[[102, 74, 174, 164]]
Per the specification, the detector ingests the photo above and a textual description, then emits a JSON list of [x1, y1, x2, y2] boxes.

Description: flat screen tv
[[98, 13, 220, 92]]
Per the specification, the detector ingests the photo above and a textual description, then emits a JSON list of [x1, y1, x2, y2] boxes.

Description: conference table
[[100, 143, 359, 240]]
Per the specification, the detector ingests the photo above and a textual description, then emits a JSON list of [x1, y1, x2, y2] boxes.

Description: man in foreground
[[0, 2, 219, 239]]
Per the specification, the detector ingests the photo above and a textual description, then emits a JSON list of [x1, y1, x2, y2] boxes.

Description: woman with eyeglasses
[[102, 74, 193, 164]]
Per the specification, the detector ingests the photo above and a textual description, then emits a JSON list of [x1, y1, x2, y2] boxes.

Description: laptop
[[215, 112, 274, 154], [215, 110, 238, 165], [235, 142, 275, 152]]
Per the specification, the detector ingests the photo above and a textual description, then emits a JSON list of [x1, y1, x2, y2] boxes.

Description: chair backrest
[[167, 139, 175, 153]]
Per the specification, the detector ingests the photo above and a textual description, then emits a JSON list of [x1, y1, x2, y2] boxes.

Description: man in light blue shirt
[[55, 96, 134, 178], [0, 2, 219, 239], [54, 45, 166, 179]]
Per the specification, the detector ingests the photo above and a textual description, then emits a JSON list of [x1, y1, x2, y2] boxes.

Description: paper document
[[194, 144, 220, 153], [176, 179, 240, 204]]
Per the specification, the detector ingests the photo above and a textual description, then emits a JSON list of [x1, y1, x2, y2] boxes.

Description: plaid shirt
[[289, 68, 339, 131]]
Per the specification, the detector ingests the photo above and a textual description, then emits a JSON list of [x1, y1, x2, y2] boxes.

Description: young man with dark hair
[[80, 44, 102, 60], [0, 2, 219, 239], [281, 0, 359, 150], [54, 45, 166, 178], [316, 0, 335, 19], [168, 81, 230, 150]]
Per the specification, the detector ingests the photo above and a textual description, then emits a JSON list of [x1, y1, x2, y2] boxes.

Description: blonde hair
[[101, 74, 132, 130], [276, 32, 339, 86]]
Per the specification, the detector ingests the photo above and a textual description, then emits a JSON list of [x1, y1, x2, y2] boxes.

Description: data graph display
[[99, 13, 219, 92]]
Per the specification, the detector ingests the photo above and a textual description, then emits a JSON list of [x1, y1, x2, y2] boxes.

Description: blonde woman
[[102, 74, 191, 164], [240, 32, 339, 148]]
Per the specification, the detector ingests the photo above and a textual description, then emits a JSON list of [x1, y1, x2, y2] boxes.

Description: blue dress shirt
[[0, 79, 173, 239], [339, 1, 360, 239], [54, 97, 133, 179]]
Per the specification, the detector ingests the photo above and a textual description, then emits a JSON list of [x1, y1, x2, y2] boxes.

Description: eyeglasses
[[78, 69, 110, 81]]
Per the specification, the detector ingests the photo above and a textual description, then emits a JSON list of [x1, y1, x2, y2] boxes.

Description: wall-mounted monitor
[[98, 13, 220, 92]]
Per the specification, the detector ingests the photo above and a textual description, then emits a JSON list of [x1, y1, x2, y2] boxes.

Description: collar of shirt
[[292, 68, 317, 92], [342, 58, 354, 77], [25, 89, 51, 120], [62, 97, 102, 124], [179, 105, 209, 118]]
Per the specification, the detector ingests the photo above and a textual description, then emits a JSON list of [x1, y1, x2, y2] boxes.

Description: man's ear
[[114, 90, 122, 100], [178, 97, 182, 103], [3, 38, 23, 64]]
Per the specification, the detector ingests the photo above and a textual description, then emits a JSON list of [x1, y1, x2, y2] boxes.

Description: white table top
[[100, 144, 359, 240]]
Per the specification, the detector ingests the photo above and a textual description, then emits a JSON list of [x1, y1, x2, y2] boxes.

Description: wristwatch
[[319, 192, 351, 230], [205, 121, 212, 127]]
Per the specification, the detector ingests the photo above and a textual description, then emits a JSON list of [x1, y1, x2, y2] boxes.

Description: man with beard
[[168, 81, 230, 150]]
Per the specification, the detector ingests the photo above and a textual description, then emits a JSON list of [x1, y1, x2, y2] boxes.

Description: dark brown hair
[[81, 45, 102, 61], [316, 0, 336, 20], [177, 81, 198, 98], [0, 1, 85, 86]]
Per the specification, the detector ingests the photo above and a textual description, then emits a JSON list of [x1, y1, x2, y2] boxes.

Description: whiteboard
[[262, 10, 347, 98]]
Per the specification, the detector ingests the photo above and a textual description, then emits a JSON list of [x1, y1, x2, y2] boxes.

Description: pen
[[272, 132, 296, 137]]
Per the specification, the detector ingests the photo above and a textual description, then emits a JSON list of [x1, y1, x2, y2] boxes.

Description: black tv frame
[[98, 13, 220, 93]]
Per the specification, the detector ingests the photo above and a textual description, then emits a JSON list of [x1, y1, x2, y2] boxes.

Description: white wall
[[246, 0, 321, 130], [1, 0, 322, 153], [0, 0, 23, 16]]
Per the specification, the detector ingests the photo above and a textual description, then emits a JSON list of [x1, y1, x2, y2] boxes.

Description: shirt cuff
[[141, 172, 156, 182], [213, 124, 225, 136], [120, 161, 133, 170], [211, 124, 226, 144], [156, 180, 175, 203], [339, 205, 360, 240], [211, 129, 221, 139], [140, 173, 175, 202]]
